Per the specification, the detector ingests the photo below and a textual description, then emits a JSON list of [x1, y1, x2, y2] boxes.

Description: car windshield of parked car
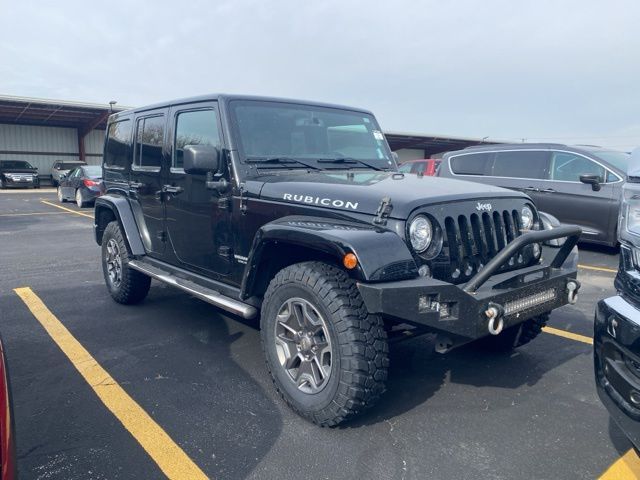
[[591, 150, 630, 172], [84, 166, 102, 178], [60, 162, 85, 170], [0, 161, 34, 169], [230, 101, 393, 169]]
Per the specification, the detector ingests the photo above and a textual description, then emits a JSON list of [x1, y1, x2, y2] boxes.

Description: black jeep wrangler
[[94, 95, 581, 426]]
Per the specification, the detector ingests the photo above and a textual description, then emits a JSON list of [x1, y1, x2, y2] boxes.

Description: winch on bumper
[[357, 225, 581, 343]]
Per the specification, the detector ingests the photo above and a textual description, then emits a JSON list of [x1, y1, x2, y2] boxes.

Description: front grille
[[427, 205, 537, 284]]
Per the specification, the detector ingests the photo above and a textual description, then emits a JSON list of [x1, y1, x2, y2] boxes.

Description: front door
[[536, 151, 615, 243], [487, 150, 551, 208], [164, 103, 232, 277], [130, 111, 168, 257]]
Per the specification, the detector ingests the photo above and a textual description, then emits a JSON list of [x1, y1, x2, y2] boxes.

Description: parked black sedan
[[57, 165, 103, 207], [0, 160, 40, 189]]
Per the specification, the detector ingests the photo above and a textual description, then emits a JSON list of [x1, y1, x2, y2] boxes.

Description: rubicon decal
[[283, 193, 359, 210]]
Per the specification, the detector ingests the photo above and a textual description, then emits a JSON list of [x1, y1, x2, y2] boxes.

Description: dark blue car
[[57, 165, 103, 207]]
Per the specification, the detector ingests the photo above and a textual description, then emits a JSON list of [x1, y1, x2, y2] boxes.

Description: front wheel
[[261, 261, 389, 427], [101, 221, 151, 304], [0, 178, 4, 189]]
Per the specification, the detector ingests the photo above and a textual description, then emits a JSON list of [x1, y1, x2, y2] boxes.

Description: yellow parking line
[[0, 211, 66, 217], [578, 264, 618, 274], [40, 199, 94, 219], [14, 287, 208, 480], [599, 448, 640, 479], [542, 326, 593, 345]]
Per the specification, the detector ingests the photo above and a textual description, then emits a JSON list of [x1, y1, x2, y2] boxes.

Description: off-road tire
[[261, 261, 389, 427], [101, 221, 150, 304], [476, 312, 549, 352]]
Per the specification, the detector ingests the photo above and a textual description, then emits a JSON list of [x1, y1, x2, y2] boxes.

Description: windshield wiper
[[317, 157, 386, 171], [245, 157, 319, 169]]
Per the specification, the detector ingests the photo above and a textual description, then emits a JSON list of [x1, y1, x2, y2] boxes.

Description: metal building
[[0, 95, 127, 184]]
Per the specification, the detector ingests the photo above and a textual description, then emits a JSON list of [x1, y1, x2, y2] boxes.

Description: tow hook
[[566, 280, 580, 305], [485, 302, 505, 335]]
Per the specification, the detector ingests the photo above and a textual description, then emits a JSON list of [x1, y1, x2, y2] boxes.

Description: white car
[[50, 161, 86, 186]]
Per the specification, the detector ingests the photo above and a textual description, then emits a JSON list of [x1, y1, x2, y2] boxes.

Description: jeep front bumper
[[357, 225, 581, 342]]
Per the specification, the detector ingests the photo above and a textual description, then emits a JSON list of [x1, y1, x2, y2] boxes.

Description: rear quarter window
[[449, 152, 492, 175], [105, 119, 133, 169]]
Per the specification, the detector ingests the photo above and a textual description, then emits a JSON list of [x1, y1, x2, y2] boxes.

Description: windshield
[[60, 162, 85, 170], [84, 166, 102, 178], [230, 101, 394, 169], [590, 150, 630, 172], [0, 160, 34, 169]]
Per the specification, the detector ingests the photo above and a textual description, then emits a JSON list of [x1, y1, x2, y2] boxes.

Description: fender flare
[[240, 216, 418, 298], [94, 194, 146, 256]]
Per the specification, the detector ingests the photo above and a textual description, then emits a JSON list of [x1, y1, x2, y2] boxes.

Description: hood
[[257, 170, 528, 219]]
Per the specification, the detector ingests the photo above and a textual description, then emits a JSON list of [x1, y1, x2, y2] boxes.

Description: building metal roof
[[0, 94, 129, 131], [384, 130, 498, 157]]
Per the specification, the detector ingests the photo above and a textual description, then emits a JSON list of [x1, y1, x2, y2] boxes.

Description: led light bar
[[504, 289, 556, 316]]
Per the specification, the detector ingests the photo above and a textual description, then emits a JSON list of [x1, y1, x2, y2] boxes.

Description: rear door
[[130, 110, 168, 257], [487, 150, 550, 207], [61, 167, 81, 197], [536, 151, 615, 242]]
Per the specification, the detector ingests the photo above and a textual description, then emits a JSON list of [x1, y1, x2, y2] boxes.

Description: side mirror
[[59, 173, 67, 180], [579, 174, 601, 191], [183, 145, 219, 175]]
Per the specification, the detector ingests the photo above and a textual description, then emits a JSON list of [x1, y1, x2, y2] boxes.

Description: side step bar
[[128, 260, 258, 319]]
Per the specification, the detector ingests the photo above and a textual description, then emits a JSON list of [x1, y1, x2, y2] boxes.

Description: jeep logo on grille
[[476, 202, 493, 212]]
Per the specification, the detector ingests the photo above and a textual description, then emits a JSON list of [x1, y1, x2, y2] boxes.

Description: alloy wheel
[[105, 239, 123, 288], [274, 297, 332, 394]]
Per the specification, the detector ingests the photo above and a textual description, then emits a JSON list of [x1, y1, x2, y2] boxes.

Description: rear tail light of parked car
[[83, 179, 98, 187]]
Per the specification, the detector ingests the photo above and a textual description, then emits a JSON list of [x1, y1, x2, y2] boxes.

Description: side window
[[134, 115, 165, 168], [173, 109, 221, 168], [550, 152, 605, 182], [54, 162, 61, 169], [398, 163, 413, 173], [105, 119, 132, 169], [411, 161, 427, 174], [491, 151, 549, 179], [449, 152, 492, 175]]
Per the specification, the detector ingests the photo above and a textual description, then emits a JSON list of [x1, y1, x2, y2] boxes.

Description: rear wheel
[[57, 187, 66, 202], [261, 261, 388, 427], [475, 312, 549, 352], [75, 189, 87, 208], [101, 221, 150, 304], [0, 178, 4, 189]]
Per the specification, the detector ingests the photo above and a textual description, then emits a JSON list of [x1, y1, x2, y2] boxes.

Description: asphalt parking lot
[[0, 189, 633, 480]]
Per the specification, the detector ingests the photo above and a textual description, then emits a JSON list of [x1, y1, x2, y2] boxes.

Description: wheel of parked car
[[101, 221, 151, 304], [75, 189, 87, 208], [57, 187, 66, 202], [260, 261, 389, 427], [0, 178, 4, 189], [475, 312, 549, 352]]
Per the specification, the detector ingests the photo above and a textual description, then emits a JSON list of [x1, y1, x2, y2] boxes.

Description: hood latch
[[373, 196, 393, 225]]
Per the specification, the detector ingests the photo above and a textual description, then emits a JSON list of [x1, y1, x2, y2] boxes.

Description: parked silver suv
[[438, 144, 629, 246], [50, 160, 86, 187]]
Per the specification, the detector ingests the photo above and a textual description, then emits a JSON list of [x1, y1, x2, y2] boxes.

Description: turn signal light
[[343, 253, 358, 270]]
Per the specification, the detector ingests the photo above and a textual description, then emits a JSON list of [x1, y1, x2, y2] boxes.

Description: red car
[[398, 158, 441, 176]]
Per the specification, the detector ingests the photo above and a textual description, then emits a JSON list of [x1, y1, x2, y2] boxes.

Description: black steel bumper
[[357, 225, 581, 342], [595, 295, 640, 451]]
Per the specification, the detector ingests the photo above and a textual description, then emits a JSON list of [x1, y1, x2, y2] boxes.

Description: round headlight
[[521, 206, 534, 230], [409, 215, 433, 253]]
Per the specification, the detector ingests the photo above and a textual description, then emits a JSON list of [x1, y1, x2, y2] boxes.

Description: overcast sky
[[1, 0, 639, 150]]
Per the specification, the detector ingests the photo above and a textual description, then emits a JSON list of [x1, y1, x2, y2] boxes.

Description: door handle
[[540, 188, 556, 193], [162, 185, 183, 195], [523, 186, 538, 192]]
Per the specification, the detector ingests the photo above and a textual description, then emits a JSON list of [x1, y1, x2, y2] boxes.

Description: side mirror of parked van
[[579, 174, 602, 191], [183, 145, 219, 175]]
